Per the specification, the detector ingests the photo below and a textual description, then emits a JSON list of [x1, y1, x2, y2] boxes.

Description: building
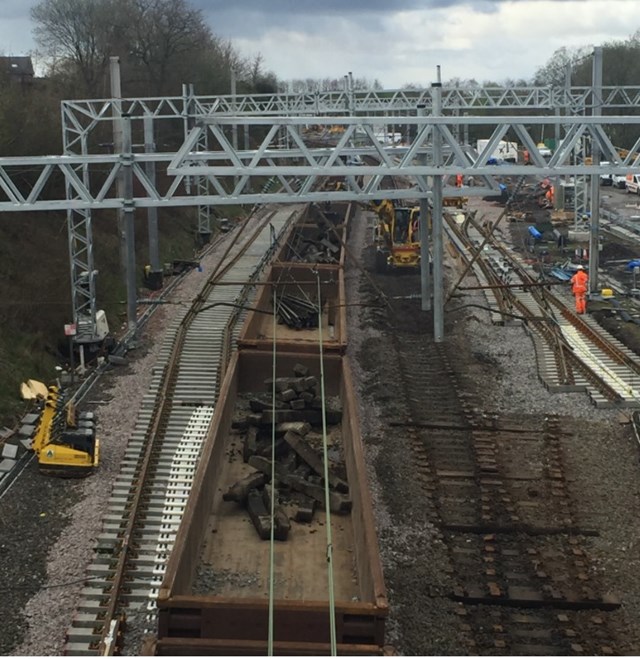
[[0, 56, 35, 86]]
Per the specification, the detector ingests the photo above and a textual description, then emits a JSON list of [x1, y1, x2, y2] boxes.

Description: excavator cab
[[370, 200, 421, 272]]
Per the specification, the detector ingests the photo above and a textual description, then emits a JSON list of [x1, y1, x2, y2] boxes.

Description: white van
[[613, 174, 627, 189], [600, 162, 613, 186], [626, 174, 640, 195]]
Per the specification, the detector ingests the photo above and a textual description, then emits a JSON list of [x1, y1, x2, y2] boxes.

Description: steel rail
[[478, 217, 640, 380], [462, 212, 574, 387], [65, 207, 299, 655], [447, 207, 637, 405], [94, 209, 281, 655]]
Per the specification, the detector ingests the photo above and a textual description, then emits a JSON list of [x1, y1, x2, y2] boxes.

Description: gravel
[[344, 198, 640, 655], [0, 227, 247, 656], [3, 199, 640, 655]]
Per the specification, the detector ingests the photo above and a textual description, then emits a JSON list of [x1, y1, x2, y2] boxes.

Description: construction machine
[[369, 199, 422, 272], [31, 385, 99, 477]]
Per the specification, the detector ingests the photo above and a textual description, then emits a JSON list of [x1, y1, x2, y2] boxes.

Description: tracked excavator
[[31, 385, 99, 477], [369, 199, 422, 272]]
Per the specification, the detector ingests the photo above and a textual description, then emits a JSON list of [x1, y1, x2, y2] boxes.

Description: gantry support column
[[417, 104, 432, 312], [144, 115, 161, 273], [432, 72, 444, 343], [589, 46, 603, 294], [111, 57, 138, 335]]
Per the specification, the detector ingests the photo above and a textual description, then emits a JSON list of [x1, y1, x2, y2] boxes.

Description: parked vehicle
[[600, 162, 613, 186], [476, 139, 518, 163], [626, 174, 640, 195], [536, 142, 552, 158], [613, 174, 627, 189]]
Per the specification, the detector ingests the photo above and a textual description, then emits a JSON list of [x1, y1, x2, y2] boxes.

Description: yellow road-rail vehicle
[[31, 385, 99, 477]]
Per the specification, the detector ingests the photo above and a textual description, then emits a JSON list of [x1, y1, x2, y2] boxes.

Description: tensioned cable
[[316, 270, 338, 655], [268, 287, 278, 656]]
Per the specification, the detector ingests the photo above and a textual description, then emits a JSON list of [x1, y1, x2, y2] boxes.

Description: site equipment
[[31, 385, 99, 477], [369, 199, 422, 272]]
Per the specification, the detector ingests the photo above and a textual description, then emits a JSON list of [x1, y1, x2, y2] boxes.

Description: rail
[[64, 207, 299, 655]]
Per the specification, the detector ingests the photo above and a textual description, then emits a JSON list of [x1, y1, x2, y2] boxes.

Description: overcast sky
[[0, 0, 636, 88]]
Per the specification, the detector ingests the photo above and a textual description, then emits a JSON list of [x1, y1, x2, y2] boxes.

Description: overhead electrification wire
[[268, 286, 277, 656], [316, 270, 338, 656]]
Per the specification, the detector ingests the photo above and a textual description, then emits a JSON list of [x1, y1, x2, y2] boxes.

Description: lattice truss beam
[[2, 115, 640, 212], [60, 85, 640, 123], [59, 84, 640, 155]]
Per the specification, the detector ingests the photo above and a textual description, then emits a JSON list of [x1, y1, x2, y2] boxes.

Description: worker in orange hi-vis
[[456, 174, 463, 187], [570, 265, 589, 314]]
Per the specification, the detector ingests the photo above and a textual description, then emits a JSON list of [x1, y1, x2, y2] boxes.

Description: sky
[[0, 0, 636, 89]]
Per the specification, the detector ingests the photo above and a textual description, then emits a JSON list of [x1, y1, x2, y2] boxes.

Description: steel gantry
[[7, 115, 640, 211], [4, 77, 640, 344]]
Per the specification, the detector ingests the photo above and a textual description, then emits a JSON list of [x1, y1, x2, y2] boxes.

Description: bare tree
[[31, 0, 126, 95], [533, 46, 591, 88], [127, 0, 212, 95]]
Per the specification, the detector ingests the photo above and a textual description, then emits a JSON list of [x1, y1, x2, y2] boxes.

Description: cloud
[[0, 0, 38, 55], [0, 0, 636, 88], [214, 0, 636, 87]]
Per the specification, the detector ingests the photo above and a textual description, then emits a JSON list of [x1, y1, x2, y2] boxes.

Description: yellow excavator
[[369, 199, 422, 272], [31, 385, 99, 477]]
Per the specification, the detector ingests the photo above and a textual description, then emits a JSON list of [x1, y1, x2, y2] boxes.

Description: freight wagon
[[154, 350, 388, 655], [238, 263, 347, 354], [274, 202, 352, 269]]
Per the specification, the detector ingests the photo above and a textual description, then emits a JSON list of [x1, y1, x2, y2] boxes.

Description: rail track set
[[385, 335, 623, 655], [356, 198, 640, 655], [62, 200, 389, 655], [444, 207, 640, 408], [54, 186, 640, 655], [5, 56, 640, 654]]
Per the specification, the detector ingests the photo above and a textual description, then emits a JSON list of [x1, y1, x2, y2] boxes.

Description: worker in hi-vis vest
[[570, 265, 588, 314]]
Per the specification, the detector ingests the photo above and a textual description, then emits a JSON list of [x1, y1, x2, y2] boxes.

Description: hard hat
[[576, 265, 584, 270]]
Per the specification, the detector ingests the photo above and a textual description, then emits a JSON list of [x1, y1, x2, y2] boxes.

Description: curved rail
[[445, 209, 640, 407]]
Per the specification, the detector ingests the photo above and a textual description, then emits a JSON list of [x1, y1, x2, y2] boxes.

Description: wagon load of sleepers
[[274, 202, 350, 266], [154, 350, 388, 656], [222, 363, 350, 540]]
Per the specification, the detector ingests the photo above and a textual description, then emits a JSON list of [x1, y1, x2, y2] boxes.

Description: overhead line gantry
[[3, 63, 639, 345]]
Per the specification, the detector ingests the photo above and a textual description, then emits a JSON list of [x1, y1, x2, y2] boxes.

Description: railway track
[[445, 210, 640, 408], [374, 282, 623, 655], [64, 206, 302, 655], [340, 194, 632, 653]]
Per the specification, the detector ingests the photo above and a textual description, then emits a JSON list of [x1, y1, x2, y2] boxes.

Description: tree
[[533, 46, 591, 88], [126, 0, 212, 95], [245, 54, 277, 94], [31, 0, 126, 95]]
